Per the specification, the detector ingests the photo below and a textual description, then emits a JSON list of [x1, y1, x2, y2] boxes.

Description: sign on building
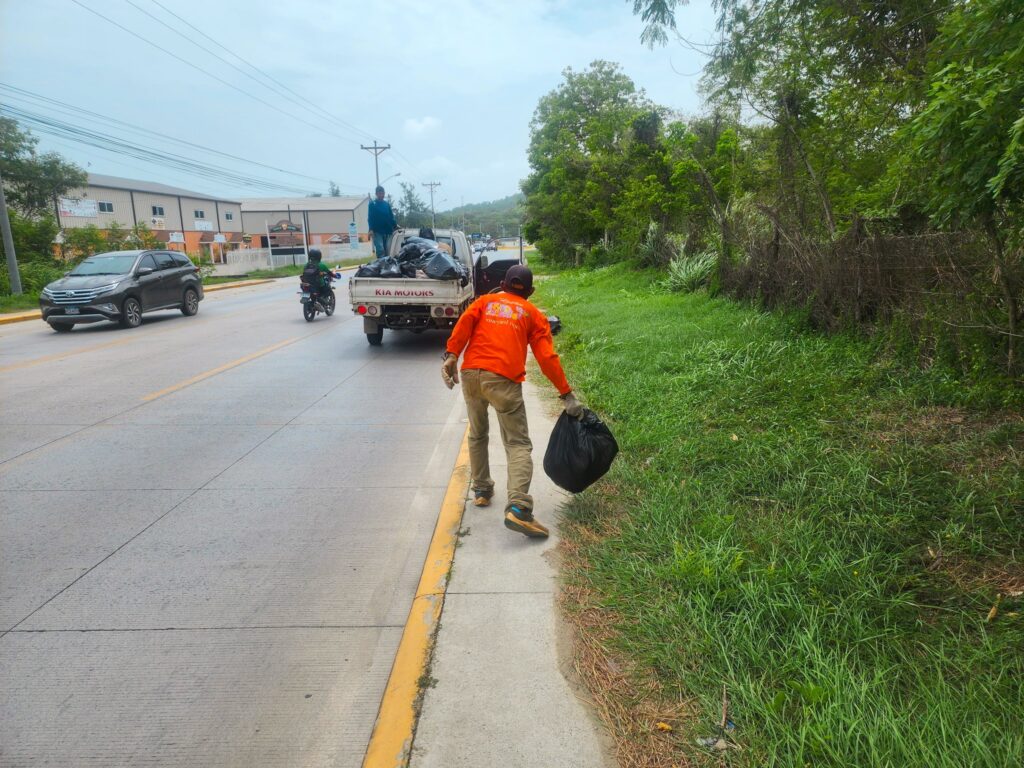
[[58, 198, 98, 218], [150, 217, 166, 230], [168, 232, 185, 243], [213, 233, 226, 243], [194, 220, 214, 231]]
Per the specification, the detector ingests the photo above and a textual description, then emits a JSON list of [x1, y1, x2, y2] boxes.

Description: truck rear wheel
[[366, 328, 384, 346]]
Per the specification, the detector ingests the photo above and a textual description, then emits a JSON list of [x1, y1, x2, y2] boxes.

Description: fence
[[211, 243, 374, 276], [718, 229, 1020, 374]]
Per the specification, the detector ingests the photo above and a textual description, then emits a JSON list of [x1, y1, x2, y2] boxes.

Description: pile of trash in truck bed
[[355, 237, 469, 285]]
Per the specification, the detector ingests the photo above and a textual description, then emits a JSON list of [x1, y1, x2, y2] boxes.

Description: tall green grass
[[538, 262, 1023, 767]]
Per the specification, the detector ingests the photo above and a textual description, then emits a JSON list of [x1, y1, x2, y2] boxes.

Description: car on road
[[39, 249, 204, 332]]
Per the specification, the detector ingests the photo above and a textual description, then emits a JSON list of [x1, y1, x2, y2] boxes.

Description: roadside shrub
[[664, 250, 717, 292], [17, 260, 63, 293], [188, 253, 216, 280], [636, 221, 675, 267]]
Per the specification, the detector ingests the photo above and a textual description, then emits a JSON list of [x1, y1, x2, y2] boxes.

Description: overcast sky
[[0, 0, 718, 206]]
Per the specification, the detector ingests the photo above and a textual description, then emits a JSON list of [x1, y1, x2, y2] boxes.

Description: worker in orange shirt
[[441, 265, 582, 539]]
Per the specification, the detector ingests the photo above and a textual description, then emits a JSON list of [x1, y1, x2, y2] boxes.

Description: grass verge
[[535, 261, 1023, 767], [202, 256, 370, 285], [0, 292, 41, 313]]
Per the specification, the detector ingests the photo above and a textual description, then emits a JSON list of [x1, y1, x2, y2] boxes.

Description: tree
[[900, 0, 1024, 372], [329, 181, 341, 197], [522, 61, 653, 263], [0, 117, 86, 218], [63, 224, 107, 261], [393, 182, 432, 228]]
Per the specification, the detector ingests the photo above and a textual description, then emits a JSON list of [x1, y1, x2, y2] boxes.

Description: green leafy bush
[[664, 250, 717, 292]]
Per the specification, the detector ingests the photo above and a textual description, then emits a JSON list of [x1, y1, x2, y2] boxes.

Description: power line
[[145, 0, 378, 144], [1, 104, 317, 195], [0, 83, 349, 188], [69, 0, 365, 149]]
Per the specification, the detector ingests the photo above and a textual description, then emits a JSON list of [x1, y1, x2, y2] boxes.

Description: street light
[[380, 172, 401, 187]]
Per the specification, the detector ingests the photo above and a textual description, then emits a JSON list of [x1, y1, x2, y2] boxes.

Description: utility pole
[[361, 141, 391, 188], [0, 169, 22, 294], [422, 181, 441, 229]]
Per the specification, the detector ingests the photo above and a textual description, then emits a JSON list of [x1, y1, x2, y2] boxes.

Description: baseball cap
[[504, 264, 534, 292]]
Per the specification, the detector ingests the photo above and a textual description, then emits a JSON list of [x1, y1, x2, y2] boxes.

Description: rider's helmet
[[308, 248, 322, 261]]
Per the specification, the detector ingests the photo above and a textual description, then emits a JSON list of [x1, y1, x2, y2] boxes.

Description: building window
[[152, 205, 165, 216], [225, 211, 234, 221], [194, 210, 205, 219], [98, 201, 114, 213]]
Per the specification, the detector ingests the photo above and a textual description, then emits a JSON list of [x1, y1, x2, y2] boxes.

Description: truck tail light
[[444, 307, 456, 316], [357, 305, 367, 315], [367, 305, 379, 316], [433, 306, 444, 317]]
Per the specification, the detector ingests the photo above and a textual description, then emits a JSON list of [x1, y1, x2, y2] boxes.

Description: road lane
[[0, 277, 467, 766]]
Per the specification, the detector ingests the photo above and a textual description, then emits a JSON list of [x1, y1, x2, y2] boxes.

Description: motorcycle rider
[[302, 248, 334, 308]]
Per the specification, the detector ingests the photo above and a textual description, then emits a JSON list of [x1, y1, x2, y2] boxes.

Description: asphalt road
[[0, 277, 466, 767]]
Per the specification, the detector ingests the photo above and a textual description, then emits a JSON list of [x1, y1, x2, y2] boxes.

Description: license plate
[[65, 307, 79, 315]]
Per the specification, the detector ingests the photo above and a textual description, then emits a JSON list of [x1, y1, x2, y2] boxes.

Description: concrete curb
[[361, 430, 470, 768], [0, 279, 277, 326]]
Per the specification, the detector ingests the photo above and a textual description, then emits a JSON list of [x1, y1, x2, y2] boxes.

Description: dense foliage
[[522, 0, 1024, 378]]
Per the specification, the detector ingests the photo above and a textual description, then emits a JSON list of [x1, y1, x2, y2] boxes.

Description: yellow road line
[[0, 336, 137, 374], [141, 336, 301, 402], [361, 431, 470, 768]]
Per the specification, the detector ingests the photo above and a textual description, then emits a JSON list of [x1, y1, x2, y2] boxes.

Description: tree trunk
[[985, 219, 1020, 376]]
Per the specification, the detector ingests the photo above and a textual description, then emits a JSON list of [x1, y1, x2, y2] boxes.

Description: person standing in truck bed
[[368, 185, 397, 258]]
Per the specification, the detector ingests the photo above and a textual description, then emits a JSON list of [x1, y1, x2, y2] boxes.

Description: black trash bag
[[398, 242, 431, 263], [422, 249, 467, 281], [400, 261, 418, 278], [378, 257, 403, 278], [543, 408, 618, 493], [355, 261, 382, 277]]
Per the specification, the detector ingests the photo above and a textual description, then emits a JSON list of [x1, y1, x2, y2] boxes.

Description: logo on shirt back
[[485, 300, 526, 321]]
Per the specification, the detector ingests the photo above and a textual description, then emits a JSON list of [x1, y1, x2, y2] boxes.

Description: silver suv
[[40, 249, 204, 332]]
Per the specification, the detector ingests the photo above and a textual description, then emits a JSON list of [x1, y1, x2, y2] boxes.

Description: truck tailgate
[[349, 277, 468, 304]]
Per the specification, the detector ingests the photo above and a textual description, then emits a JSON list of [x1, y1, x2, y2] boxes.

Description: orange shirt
[[446, 292, 571, 395]]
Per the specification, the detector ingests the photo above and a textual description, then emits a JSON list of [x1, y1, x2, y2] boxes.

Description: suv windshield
[[71, 253, 140, 276]]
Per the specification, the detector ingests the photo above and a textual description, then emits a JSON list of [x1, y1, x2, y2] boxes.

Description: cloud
[[403, 116, 441, 137]]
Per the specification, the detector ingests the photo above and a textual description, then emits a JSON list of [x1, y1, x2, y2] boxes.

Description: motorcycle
[[299, 272, 340, 322]]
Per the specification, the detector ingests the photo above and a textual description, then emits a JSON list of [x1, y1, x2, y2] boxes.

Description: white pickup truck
[[348, 228, 476, 346]]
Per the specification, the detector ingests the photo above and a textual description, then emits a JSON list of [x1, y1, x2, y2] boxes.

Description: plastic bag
[[422, 250, 468, 281], [543, 408, 618, 493], [378, 257, 403, 278], [355, 261, 381, 277]]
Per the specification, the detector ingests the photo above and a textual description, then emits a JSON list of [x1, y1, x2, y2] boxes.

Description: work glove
[[441, 353, 460, 390], [560, 391, 583, 419]]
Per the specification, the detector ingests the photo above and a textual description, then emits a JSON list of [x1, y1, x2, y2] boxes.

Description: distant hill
[[436, 193, 524, 236]]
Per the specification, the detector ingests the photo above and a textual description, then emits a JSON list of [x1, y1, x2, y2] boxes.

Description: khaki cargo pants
[[460, 369, 533, 513]]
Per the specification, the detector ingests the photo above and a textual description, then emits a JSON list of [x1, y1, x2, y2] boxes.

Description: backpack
[[302, 263, 321, 287]]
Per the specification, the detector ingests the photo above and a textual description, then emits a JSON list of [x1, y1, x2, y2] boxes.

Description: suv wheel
[[181, 287, 199, 316], [121, 297, 142, 328], [49, 322, 73, 333]]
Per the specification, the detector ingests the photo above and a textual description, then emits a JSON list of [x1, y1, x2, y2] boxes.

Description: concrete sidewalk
[[410, 377, 615, 768]]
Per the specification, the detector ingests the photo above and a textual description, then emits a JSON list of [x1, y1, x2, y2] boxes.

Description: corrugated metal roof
[[86, 174, 241, 203], [240, 196, 368, 212]]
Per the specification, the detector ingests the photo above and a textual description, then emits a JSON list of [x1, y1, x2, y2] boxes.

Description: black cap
[[504, 264, 533, 292]]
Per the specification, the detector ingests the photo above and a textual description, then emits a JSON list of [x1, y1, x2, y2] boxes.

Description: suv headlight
[[95, 281, 122, 295]]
